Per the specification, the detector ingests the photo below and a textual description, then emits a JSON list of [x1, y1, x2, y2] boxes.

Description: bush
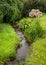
[[3, 6, 21, 23], [25, 19, 43, 42], [19, 18, 32, 30], [0, 0, 24, 23], [39, 13, 46, 31], [19, 18, 43, 43], [24, 38, 46, 65], [0, 23, 20, 65], [39, 13, 46, 38], [22, 0, 46, 16], [0, 10, 3, 22]]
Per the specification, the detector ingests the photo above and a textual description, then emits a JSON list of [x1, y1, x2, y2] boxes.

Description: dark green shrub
[[22, 0, 46, 16], [0, 23, 20, 65], [3, 6, 21, 23], [0, 10, 3, 22], [0, 0, 24, 23], [24, 38, 46, 65]]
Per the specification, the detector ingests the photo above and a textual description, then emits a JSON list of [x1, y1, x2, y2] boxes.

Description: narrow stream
[[16, 30, 29, 62], [5, 25, 29, 65]]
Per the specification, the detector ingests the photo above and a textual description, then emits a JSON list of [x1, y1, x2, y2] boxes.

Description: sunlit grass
[[39, 14, 46, 30], [19, 14, 46, 42], [24, 38, 46, 65], [0, 23, 20, 65]]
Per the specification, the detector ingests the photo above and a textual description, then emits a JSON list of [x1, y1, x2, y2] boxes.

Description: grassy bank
[[0, 23, 20, 65]]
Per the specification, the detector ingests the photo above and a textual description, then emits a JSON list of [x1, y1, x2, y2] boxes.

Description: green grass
[[19, 13, 46, 65], [0, 23, 20, 65], [19, 18, 32, 30], [19, 13, 46, 31], [39, 14, 46, 30], [19, 13, 46, 43], [24, 38, 46, 65]]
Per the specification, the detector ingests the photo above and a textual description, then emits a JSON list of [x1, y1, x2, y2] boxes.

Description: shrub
[[24, 38, 46, 65], [0, 0, 24, 23], [3, 6, 21, 23], [39, 13, 46, 38], [19, 18, 32, 30], [39, 13, 46, 31], [0, 23, 20, 65], [22, 0, 46, 16], [19, 18, 43, 43], [0, 10, 3, 22], [25, 20, 43, 42]]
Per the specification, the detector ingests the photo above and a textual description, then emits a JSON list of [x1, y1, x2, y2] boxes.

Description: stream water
[[5, 26, 29, 65]]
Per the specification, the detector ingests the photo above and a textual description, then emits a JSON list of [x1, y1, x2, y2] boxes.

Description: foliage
[[0, 0, 24, 23], [39, 13, 46, 31], [25, 19, 43, 42], [19, 18, 43, 43], [24, 38, 46, 65], [0, 10, 3, 22], [0, 23, 20, 65], [22, 0, 46, 16], [19, 13, 46, 65], [3, 6, 21, 23], [0, 0, 46, 22], [39, 13, 46, 38], [19, 18, 32, 30]]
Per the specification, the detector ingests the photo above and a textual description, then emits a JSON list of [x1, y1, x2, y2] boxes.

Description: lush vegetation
[[24, 38, 46, 65], [19, 13, 46, 65], [23, 0, 46, 16], [0, 0, 46, 22], [19, 14, 46, 43], [0, 24, 20, 65], [0, 0, 46, 65], [0, 0, 24, 23]]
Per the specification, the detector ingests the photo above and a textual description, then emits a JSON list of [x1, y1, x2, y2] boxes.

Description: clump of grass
[[19, 13, 46, 43], [19, 18, 43, 43], [19, 13, 46, 65], [0, 23, 20, 65], [39, 13, 46, 38], [24, 38, 46, 65], [39, 13, 46, 31], [19, 18, 32, 30]]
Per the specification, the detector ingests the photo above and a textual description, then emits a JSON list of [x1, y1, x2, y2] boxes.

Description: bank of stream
[[5, 23, 30, 65]]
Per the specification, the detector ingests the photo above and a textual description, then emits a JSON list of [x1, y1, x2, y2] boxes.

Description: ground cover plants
[[0, 23, 20, 65], [19, 13, 46, 65], [19, 14, 46, 43], [24, 38, 46, 65], [0, 0, 46, 65]]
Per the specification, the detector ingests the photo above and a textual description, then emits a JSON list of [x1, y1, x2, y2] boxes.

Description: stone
[[29, 9, 42, 18]]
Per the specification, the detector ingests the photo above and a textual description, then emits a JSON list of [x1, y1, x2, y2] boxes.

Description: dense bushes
[[0, 0, 24, 23], [24, 38, 46, 65], [25, 20, 43, 42], [22, 0, 46, 16], [0, 10, 3, 22], [39, 13, 46, 31], [19, 14, 46, 65], [18, 13, 46, 65], [3, 6, 21, 22], [0, 0, 46, 65], [19, 14, 46, 43], [19, 18, 43, 43], [0, 0, 46, 22], [0, 24, 20, 65]]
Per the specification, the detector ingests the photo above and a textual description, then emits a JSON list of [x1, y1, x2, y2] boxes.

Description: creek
[[5, 24, 30, 65]]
